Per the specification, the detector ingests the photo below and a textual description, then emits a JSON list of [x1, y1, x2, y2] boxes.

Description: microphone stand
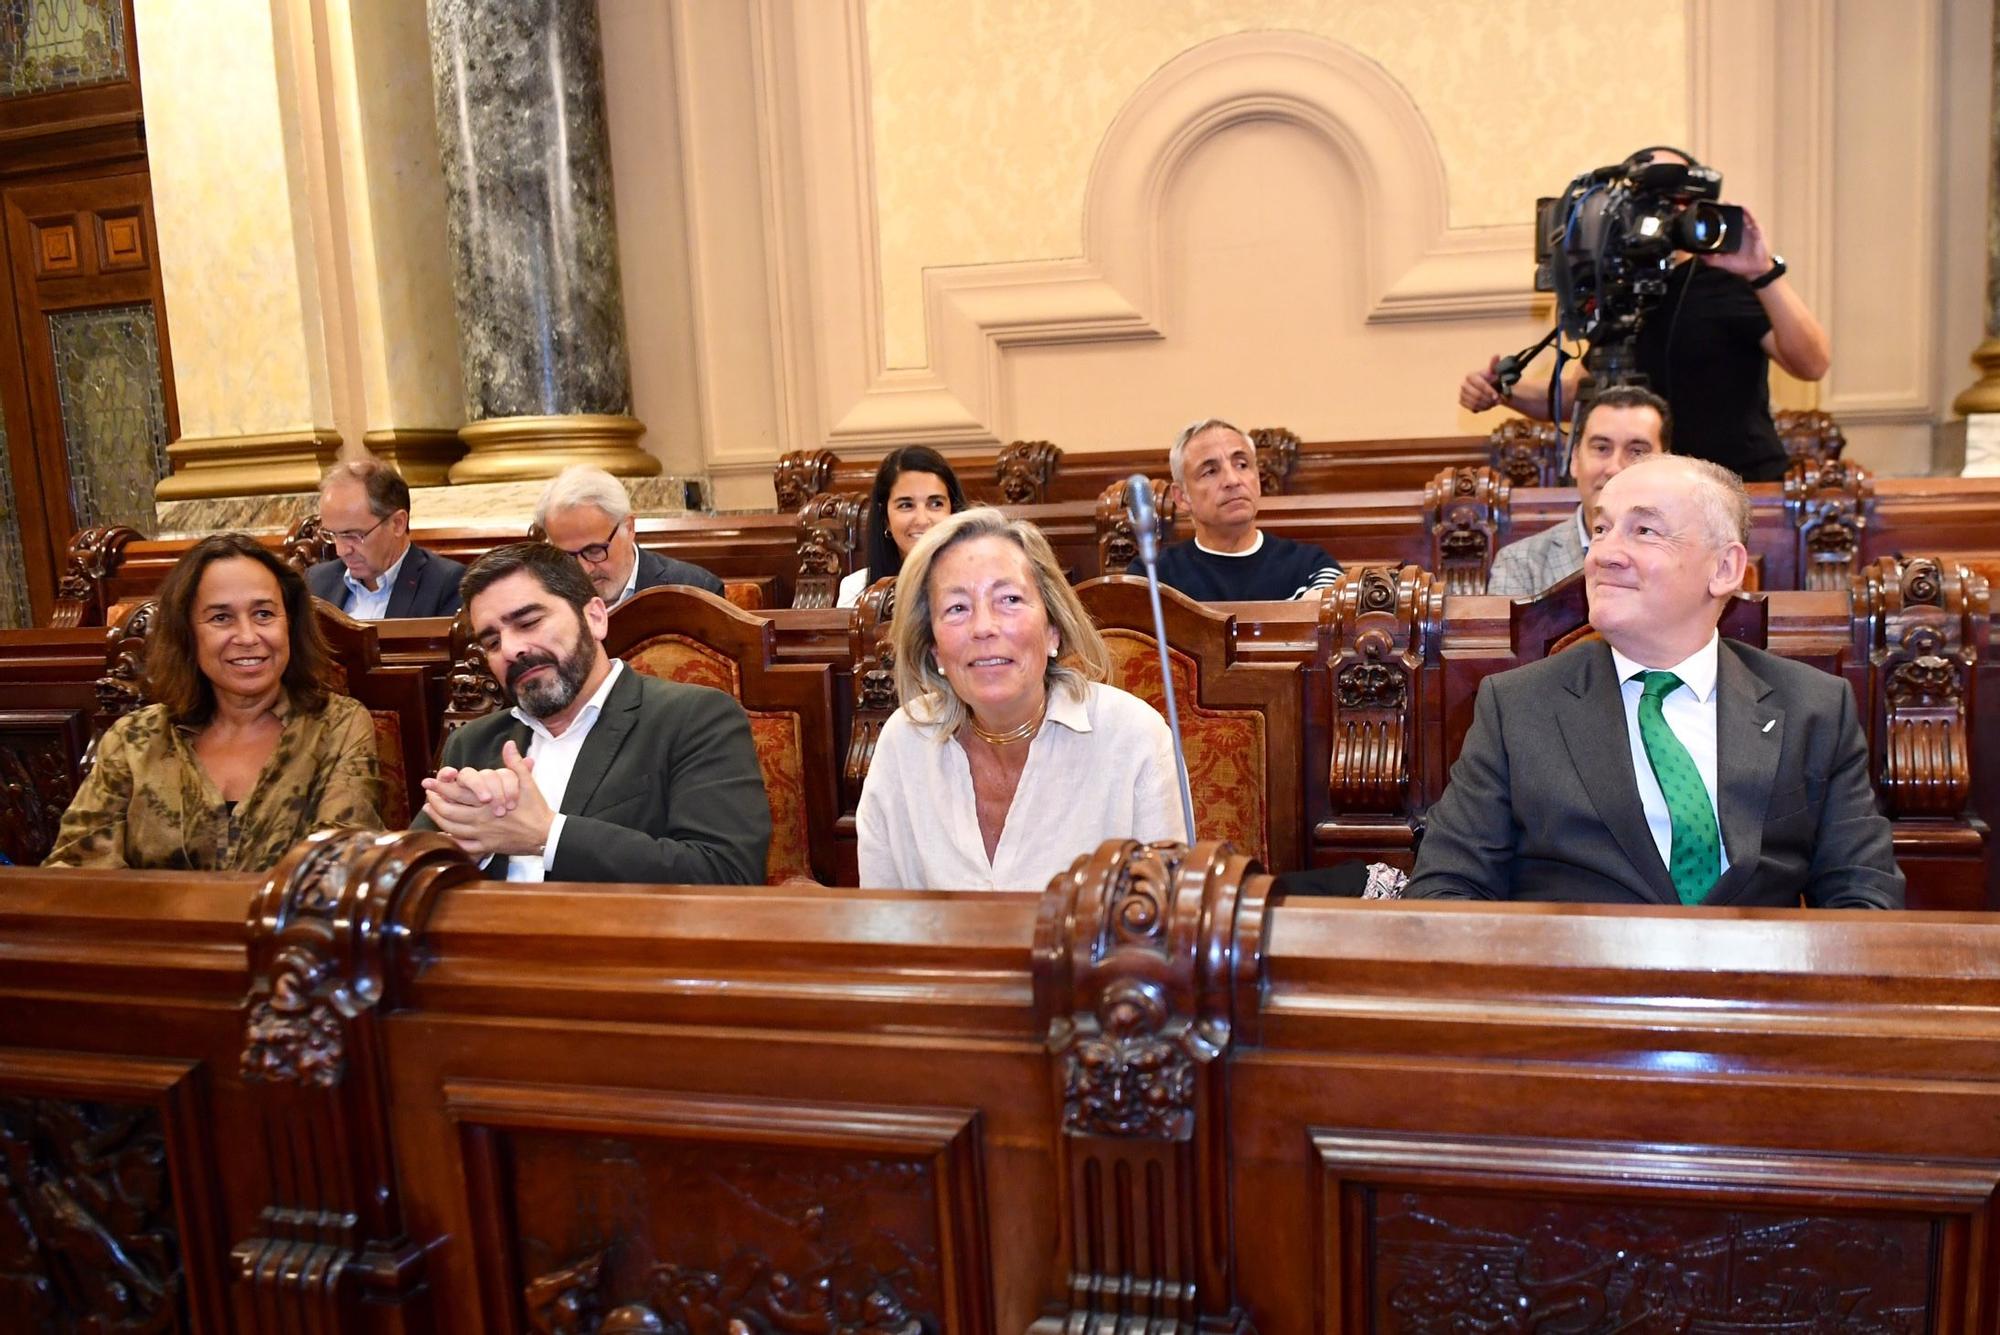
[[1125, 475, 1198, 843]]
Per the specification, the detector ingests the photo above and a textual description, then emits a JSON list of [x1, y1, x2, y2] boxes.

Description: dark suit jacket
[[630, 547, 724, 598], [307, 544, 465, 619], [1406, 638, 1904, 909], [416, 666, 771, 885]]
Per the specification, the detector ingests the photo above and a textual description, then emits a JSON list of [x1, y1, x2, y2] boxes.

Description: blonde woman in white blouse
[[856, 508, 1186, 890]]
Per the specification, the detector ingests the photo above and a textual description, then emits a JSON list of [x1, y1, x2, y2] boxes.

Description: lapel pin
[[1761, 719, 1776, 734]]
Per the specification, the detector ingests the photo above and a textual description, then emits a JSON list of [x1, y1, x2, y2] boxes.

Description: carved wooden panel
[[843, 575, 897, 812], [1784, 457, 1873, 593], [994, 440, 1061, 506], [1775, 408, 1848, 466], [1094, 477, 1175, 575], [34, 220, 79, 276], [96, 212, 145, 270], [0, 707, 90, 866], [774, 448, 838, 511], [446, 1081, 990, 1335], [1486, 418, 1565, 488], [1422, 465, 1509, 596], [1250, 426, 1300, 496], [1314, 1129, 1999, 1334], [792, 491, 866, 610]]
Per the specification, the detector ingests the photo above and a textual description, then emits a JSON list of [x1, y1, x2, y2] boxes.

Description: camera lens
[[1672, 203, 1728, 253]]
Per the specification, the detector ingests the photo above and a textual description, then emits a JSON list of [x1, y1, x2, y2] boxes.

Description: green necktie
[[1635, 670, 1721, 904]]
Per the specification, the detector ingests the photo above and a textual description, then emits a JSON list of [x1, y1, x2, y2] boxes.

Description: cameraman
[[1459, 159, 1829, 483]]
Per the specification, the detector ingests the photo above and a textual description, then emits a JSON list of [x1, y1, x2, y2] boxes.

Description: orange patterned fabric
[[724, 581, 766, 611], [1099, 631, 1268, 865], [370, 710, 410, 828], [624, 634, 810, 883]]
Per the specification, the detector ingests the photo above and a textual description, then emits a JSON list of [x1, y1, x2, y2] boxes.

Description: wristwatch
[[1748, 255, 1787, 290]]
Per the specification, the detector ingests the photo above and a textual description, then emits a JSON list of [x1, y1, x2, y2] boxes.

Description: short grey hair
[[1626, 454, 1750, 549], [1168, 417, 1254, 488], [533, 465, 633, 529]]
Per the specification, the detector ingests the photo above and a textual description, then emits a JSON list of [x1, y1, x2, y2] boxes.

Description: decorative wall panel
[[0, 0, 130, 97], [0, 405, 28, 629], [49, 303, 169, 536]]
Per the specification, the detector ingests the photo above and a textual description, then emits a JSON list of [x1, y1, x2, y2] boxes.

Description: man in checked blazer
[[1408, 454, 1902, 909], [1486, 386, 1669, 598]]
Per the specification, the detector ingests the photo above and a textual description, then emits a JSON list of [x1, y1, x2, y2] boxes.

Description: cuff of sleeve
[[540, 813, 567, 874]]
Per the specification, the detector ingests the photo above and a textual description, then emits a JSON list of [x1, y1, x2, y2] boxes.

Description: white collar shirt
[[856, 680, 1187, 891], [341, 543, 411, 620], [1575, 506, 1592, 552], [503, 659, 625, 882], [1609, 633, 1730, 877], [612, 550, 640, 608]]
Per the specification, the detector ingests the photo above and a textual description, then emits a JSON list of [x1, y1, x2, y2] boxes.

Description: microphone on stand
[[1125, 474, 1197, 843]]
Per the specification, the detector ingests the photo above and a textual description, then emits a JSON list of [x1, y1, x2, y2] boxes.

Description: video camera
[[1532, 146, 1744, 386]]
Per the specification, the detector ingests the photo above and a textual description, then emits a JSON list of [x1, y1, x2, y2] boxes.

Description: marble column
[[1958, 1, 2000, 474], [427, 0, 657, 483]]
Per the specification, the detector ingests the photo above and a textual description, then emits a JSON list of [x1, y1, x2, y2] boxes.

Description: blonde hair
[[891, 508, 1108, 735]]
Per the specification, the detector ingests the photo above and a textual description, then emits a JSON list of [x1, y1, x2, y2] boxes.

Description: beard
[[505, 626, 599, 719]]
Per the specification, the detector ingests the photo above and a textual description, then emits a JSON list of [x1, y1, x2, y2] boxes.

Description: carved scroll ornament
[[51, 525, 141, 628], [1774, 408, 1847, 466], [1320, 565, 1440, 815], [843, 575, 899, 805], [994, 440, 1061, 505], [1786, 457, 1873, 592], [524, 1248, 928, 1335], [1853, 555, 1987, 818], [1094, 477, 1176, 573], [281, 514, 337, 573], [1424, 466, 1510, 596], [774, 448, 838, 511], [1249, 425, 1300, 495], [1487, 418, 1564, 488]]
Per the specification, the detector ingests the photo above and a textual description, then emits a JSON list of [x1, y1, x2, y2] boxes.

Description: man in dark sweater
[[1131, 418, 1340, 602]]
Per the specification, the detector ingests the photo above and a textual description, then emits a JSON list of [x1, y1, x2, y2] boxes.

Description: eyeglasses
[[556, 520, 622, 564], [323, 513, 392, 547]]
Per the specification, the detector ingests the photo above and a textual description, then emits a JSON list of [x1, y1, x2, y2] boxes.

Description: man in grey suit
[[1409, 454, 1902, 909], [307, 459, 466, 618], [416, 542, 770, 884], [1485, 386, 1668, 598], [535, 465, 724, 605]]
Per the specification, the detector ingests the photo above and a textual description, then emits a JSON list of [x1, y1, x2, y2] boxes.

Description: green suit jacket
[[421, 665, 771, 885]]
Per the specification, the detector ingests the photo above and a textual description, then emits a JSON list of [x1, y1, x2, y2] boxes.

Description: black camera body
[[1532, 148, 1744, 384]]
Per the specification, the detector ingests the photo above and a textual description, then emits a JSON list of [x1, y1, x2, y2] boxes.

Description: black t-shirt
[[1631, 260, 1784, 481], [1134, 533, 1341, 602]]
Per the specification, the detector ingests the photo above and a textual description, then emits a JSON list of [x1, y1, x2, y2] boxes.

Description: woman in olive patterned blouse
[[46, 533, 381, 870]]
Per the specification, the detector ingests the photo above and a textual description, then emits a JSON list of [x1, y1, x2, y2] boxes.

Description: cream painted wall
[[134, 0, 324, 438], [864, 0, 1687, 370]]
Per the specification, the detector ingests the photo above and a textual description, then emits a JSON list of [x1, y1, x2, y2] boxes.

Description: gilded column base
[[448, 413, 658, 484], [154, 430, 343, 501], [1953, 337, 2000, 417], [362, 429, 467, 488]]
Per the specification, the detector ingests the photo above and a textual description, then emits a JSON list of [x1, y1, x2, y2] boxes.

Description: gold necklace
[[968, 705, 1044, 746]]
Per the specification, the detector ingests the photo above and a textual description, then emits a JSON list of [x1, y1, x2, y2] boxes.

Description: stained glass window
[[0, 404, 27, 629], [0, 0, 129, 98], [50, 303, 169, 537]]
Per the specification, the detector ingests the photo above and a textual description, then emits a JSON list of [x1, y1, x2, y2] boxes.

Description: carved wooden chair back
[[1076, 576, 1303, 873], [791, 492, 867, 610], [1423, 466, 1510, 596], [1094, 478, 1175, 576], [602, 585, 839, 885], [1774, 409, 1847, 466], [311, 604, 433, 829], [1486, 419, 1566, 488], [1784, 458, 1873, 593]]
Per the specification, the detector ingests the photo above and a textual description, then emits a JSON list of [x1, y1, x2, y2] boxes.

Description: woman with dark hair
[[836, 446, 968, 608], [46, 533, 381, 870]]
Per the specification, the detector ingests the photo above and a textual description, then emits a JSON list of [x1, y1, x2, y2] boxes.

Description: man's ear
[[583, 595, 610, 640], [1708, 541, 1750, 598]]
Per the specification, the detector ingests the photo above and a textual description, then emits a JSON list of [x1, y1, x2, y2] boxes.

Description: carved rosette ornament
[[794, 491, 867, 610], [1852, 556, 1988, 818], [1774, 408, 1848, 467], [1785, 458, 1873, 592], [1424, 466, 1510, 596], [843, 575, 899, 807], [1033, 838, 1265, 1333], [994, 440, 1062, 505], [774, 448, 839, 511], [50, 525, 141, 628], [1249, 426, 1300, 495], [281, 514, 338, 573], [1486, 418, 1564, 488], [1095, 477, 1176, 573], [233, 829, 478, 1325], [1320, 565, 1441, 820]]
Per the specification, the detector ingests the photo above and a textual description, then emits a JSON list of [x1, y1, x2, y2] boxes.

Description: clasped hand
[[422, 740, 554, 860]]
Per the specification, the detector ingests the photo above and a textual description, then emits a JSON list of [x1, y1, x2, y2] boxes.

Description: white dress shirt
[[856, 680, 1187, 891], [341, 543, 411, 620], [612, 551, 640, 607], [1609, 634, 1731, 877], [503, 660, 625, 882], [836, 566, 871, 609]]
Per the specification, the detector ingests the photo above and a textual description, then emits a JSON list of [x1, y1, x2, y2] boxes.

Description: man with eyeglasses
[[534, 466, 722, 606], [306, 459, 466, 619]]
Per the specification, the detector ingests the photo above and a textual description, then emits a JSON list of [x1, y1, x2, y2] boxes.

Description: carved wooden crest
[[1785, 457, 1873, 592], [994, 440, 1061, 505], [1852, 556, 1987, 818], [1249, 425, 1300, 495], [1320, 565, 1440, 817], [1487, 418, 1565, 488], [93, 598, 157, 726], [1094, 477, 1176, 573], [282, 514, 337, 572], [441, 606, 508, 754], [1774, 409, 1847, 467], [1424, 466, 1510, 596], [773, 448, 838, 511], [793, 491, 867, 610], [50, 525, 140, 628], [1034, 838, 1263, 1332], [843, 575, 899, 808]]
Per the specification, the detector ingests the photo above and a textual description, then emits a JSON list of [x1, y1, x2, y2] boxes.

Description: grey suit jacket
[[1485, 507, 1585, 597], [418, 666, 771, 885], [631, 547, 724, 598], [1406, 637, 1903, 908], [307, 544, 465, 619]]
